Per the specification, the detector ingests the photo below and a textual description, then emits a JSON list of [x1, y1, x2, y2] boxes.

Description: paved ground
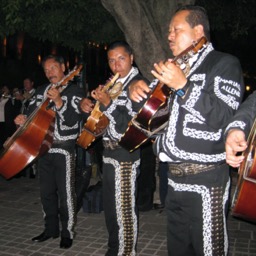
[[0, 171, 256, 256]]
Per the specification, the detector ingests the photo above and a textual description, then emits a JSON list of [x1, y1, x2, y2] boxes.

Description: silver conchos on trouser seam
[[104, 156, 138, 256], [168, 178, 230, 256]]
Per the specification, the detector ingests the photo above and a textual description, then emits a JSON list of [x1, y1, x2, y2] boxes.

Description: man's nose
[[168, 30, 175, 40]]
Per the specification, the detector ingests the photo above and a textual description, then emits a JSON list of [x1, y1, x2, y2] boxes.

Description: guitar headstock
[[59, 64, 83, 87], [103, 73, 120, 92], [174, 37, 207, 64], [173, 37, 207, 75]]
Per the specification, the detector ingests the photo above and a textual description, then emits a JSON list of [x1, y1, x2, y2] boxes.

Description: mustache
[[49, 76, 57, 81]]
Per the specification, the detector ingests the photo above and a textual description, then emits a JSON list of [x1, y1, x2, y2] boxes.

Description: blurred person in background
[[15, 77, 36, 114], [13, 77, 37, 178], [0, 85, 20, 150]]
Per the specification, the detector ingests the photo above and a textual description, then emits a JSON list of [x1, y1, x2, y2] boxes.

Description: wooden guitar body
[[0, 100, 55, 179], [119, 37, 207, 152], [232, 179, 256, 223], [119, 82, 171, 152], [77, 73, 119, 149], [0, 65, 83, 179], [77, 107, 109, 149], [231, 119, 256, 222]]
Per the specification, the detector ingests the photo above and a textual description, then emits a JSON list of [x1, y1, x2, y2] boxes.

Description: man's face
[[107, 46, 133, 78], [2, 86, 9, 95], [168, 10, 203, 56], [23, 79, 34, 92], [43, 58, 65, 84]]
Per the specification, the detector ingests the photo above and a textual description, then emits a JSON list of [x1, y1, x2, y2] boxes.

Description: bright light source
[[246, 85, 250, 91]]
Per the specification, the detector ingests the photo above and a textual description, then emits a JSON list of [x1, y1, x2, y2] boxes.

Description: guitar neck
[[102, 73, 120, 93]]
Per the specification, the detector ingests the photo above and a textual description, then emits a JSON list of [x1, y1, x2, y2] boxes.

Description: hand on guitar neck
[[91, 85, 111, 107], [80, 92, 110, 114], [47, 86, 63, 109], [14, 114, 27, 127], [151, 59, 187, 91]]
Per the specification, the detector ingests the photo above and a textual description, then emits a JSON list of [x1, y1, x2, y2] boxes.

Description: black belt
[[102, 140, 121, 150], [52, 140, 73, 145], [168, 162, 220, 177]]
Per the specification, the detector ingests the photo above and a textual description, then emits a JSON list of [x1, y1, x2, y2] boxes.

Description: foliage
[[0, 0, 123, 53], [197, 0, 256, 38], [0, 0, 255, 79], [0, 0, 255, 53]]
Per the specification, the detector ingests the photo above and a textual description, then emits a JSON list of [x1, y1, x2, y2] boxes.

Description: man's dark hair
[[107, 40, 133, 55], [23, 77, 34, 83], [176, 5, 210, 41], [42, 55, 65, 67]]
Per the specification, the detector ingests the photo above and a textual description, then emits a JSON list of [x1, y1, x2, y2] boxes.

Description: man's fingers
[[226, 154, 244, 168]]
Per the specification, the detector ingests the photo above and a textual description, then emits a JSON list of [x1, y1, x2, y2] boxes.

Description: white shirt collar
[[116, 67, 135, 84]]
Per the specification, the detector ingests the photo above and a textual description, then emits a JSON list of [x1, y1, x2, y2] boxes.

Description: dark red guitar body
[[119, 37, 207, 152]]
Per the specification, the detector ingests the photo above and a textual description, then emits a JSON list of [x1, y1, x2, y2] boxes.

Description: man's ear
[[130, 54, 134, 65], [61, 63, 66, 73], [194, 24, 205, 39]]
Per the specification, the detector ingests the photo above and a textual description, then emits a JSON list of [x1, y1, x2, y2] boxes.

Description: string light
[[38, 54, 41, 64]]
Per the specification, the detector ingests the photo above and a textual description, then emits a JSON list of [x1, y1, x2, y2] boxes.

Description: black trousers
[[103, 147, 140, 256], [37, 146, 76, 239], [166, 164, 230, 256], [136, 142, 156, 211]]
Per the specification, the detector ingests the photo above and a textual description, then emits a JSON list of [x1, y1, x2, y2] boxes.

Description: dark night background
[[0, 4, 255, 98], [0, 35, 109, 92]]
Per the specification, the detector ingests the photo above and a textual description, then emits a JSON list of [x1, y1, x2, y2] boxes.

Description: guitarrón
[[0, 65, 83, 179]]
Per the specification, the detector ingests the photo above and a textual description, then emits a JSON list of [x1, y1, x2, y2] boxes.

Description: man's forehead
[[44, 60, 60, 68]]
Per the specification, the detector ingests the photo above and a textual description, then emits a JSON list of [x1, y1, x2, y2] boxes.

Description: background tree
[[0, 0, 123, 51], [101, 0, 195, 80], [0, 0, 255, 87], [101, 0, 256, 80]]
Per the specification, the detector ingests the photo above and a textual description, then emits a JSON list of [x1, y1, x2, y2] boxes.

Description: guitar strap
[[131, 118, 168, 138]]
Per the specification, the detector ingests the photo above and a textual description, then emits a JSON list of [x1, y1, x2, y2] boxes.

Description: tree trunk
[[101, 0, 195, 80]]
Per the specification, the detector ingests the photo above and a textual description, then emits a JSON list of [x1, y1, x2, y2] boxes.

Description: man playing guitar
[[80, 41, 150, 255], [129, 5, 244, 256]]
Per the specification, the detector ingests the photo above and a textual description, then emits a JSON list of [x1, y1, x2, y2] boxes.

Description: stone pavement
[[0, 172, 256, 256]]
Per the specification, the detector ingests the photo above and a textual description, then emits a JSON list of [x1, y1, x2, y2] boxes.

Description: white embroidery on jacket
[[214, 76, 241, 110]]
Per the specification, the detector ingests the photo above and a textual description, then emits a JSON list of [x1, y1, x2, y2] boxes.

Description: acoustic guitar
[[77, 73, 120, 149], [119, 37, 207, 152], [231, 118, 256, 223], [0, 65, 83, 179]]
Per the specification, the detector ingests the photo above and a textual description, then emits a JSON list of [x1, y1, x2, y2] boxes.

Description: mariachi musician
[[129, 5, 245, 256], [14, 55, 84, 249], [80, 40, 150, 255], [225, 90, 256, 168]]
